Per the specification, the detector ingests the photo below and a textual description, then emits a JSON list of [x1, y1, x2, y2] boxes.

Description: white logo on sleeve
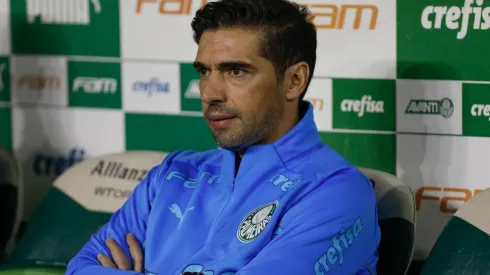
[[169, 203, 194, 230]]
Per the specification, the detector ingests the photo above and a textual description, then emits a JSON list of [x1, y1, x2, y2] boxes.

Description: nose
[[200, 73, 226, 104]]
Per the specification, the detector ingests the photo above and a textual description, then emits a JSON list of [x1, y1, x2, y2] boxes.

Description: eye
[[196, 69, 209, 77], [230, 68, 247, 77]]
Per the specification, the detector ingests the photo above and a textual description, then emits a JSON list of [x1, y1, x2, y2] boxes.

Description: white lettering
[[341, 100, 351, 112], [421, 0, 490, 40], [184, 79, 201, 99], [340, 96, 384, 117], [470, 103, 490, 121], [26, 0, 102, 25], [484, 105, 490, 116], [73, 77, 117, 94], [471, 103, 479, 116], [406, 101, 439, 114]]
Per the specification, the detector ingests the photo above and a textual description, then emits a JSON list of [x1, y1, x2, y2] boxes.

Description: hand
[[97, 233, 144, 272]]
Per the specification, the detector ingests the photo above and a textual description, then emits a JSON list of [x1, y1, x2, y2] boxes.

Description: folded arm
[[65, 152, 178, 275], [236, 170, 381, 275]]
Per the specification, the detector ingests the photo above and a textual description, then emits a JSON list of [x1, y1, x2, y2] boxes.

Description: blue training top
[[66, 101, 381, 275]]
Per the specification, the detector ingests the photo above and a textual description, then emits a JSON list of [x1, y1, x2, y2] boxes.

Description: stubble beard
[[214, 100, 284, 151]]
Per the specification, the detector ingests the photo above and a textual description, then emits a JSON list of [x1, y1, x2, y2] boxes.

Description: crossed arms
[[66, 154, 379, 275]]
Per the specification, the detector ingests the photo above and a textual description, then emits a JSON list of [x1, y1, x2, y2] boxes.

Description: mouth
[[206, 114, 237, 129]]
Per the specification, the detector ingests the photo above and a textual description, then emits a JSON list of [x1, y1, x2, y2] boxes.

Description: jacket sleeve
[[236, 169, 381, 275], [65, 152, 179, 275]]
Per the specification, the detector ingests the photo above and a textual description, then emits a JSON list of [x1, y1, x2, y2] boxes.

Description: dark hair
[[191, 0, 317, 100]]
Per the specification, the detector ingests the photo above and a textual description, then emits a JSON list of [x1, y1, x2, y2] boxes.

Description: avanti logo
[[341, 95, 384, 117], [33, 148, 86, 177], [405, 97, 454, 118], [17, 75, 60, 90], [73, 77, 117, 94], [27, 0, 102, 25], [133, 78, 170, 97], [421, 0, 490, 40]]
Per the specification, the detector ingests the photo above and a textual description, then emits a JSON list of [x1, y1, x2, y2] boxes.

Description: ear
[[283, 61, 310, 102]]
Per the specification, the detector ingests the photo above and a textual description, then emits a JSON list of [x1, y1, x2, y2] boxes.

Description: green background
[[10, 0, 120, 57], [0, 57, 10, 102], [332, 79, 396, 131], [68, 61, 122, 109], [463, 83, 490, 137], [397, 0, 490, 81], [180, 63, 203, 112]]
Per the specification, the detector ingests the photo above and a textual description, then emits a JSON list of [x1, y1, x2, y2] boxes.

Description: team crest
[[237, 201, 278, 243]]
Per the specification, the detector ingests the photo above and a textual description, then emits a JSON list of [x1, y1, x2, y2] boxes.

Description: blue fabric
[[65, 102, 381, 275]]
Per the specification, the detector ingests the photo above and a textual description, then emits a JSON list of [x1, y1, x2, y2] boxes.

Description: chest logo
[[169, 203, 194, 230], [237, 201, 278, 243]]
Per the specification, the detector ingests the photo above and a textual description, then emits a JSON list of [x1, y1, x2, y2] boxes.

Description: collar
[[241, 100, 322, 165]]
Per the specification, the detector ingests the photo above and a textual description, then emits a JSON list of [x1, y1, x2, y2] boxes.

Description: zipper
[[174, 152, 239, 274], [174, 178, 236, 275], [204, 178, 235, 243]]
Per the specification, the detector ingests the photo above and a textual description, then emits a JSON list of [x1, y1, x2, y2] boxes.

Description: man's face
[[194, 28, 284, 150]]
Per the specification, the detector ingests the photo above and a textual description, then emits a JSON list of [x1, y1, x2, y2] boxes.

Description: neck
[[234, 101, 305, 173], [260, 101, 302, 144]]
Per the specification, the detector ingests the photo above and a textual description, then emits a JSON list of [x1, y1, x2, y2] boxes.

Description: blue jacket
[[66, 102, 381, 275]]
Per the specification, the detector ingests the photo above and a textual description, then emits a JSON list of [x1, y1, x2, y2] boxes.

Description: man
[[65, 0, 381, 274]]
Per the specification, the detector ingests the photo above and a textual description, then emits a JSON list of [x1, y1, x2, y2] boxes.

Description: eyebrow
[[193, 60, 257, 71]]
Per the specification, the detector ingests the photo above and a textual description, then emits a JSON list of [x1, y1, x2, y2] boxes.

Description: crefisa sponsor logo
[[421, 0, 490, 40], [132, 78, 170, 97], [341, 95, 384, 117], [470, 102, 490, 122], [33, 148, 86, 177]]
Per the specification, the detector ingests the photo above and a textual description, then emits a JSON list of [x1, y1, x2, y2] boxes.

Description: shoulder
[[280, 146, 380, 249], [292, 144, 376, 213]]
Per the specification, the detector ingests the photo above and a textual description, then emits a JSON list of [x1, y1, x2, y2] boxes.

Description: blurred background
[[0, 0, 489, 274]]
